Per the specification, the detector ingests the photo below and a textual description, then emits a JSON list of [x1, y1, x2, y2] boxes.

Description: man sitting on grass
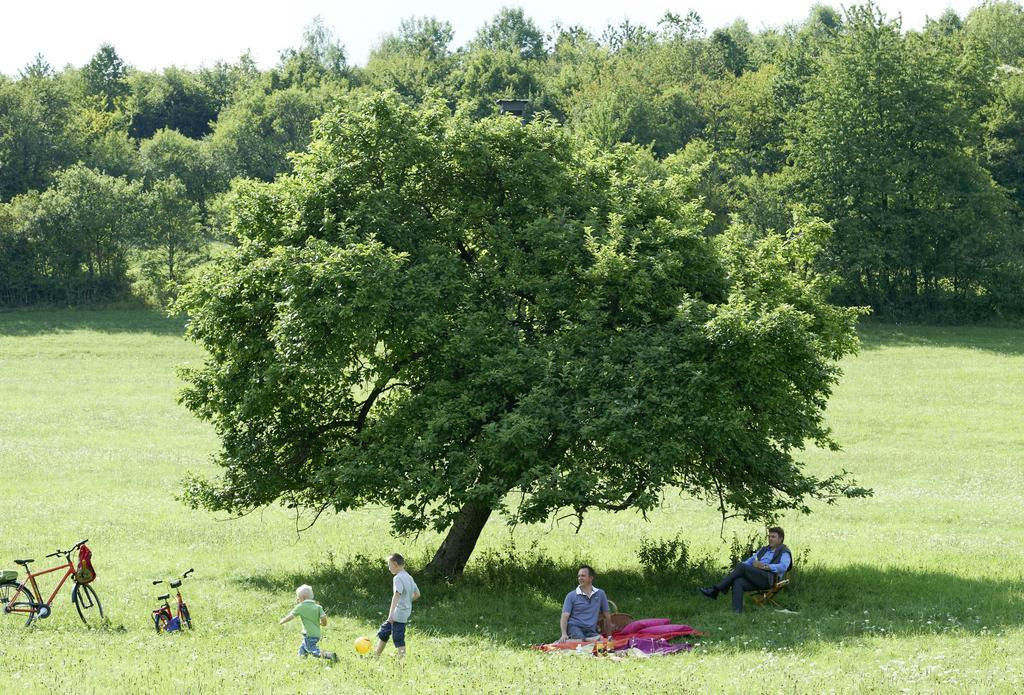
[[699, 527, 792, 613], [558, 564, 610, 642]]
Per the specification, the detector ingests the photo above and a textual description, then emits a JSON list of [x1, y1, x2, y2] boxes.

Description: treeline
[[2, 2, 1024, 318]]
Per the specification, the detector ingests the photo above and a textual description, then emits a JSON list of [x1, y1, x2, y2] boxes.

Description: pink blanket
[[534, 620, 704, 651]]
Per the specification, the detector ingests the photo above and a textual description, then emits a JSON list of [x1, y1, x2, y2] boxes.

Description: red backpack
[[75, 544, 96, 584]]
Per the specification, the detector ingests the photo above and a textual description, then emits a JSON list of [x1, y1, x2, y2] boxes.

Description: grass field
[[0, 308, 1022, 693]]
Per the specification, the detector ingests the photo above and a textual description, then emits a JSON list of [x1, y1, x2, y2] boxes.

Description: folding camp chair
[[750, 572, 791, 608]]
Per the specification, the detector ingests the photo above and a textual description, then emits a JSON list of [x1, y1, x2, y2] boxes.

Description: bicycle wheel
[[71, 583, 103, 626], [180, 603, 192, 630], [154, 610, 170, 633], [1, 580, 37, 627]]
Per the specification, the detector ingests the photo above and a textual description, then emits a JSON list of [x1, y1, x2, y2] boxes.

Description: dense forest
[[2, 1, 1023, 319]]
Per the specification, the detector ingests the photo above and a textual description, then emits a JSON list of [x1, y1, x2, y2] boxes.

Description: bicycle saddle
[[14, 559, 33, 566], [157, 593, 170, 600]]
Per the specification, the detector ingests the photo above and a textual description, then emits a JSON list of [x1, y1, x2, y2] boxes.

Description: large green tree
[[562, 14, 721, 156], [3, 164, 147, 301], [362, 17, 456, 103], [82, 43, 129, 111], [985, 70, 1024, 211], [207, 84, 336, 182], [127, 67, 221, 139], [139, 128, 218, 205], [789, 3, 1018, 315], [177, 93, 866, 577], [0, 75, 76, 200], [134, 176, 204, 307], [965, 0, 1024, 66], [64, 95, 139, 179], [273, 16, 348, 90], [472, 8, 546, 60]]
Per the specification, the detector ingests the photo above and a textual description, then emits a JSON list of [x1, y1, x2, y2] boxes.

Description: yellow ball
[[354, 636, 372, 655]]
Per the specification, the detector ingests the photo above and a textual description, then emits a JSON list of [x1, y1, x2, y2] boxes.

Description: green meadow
[[0, 309, 1021, 693]]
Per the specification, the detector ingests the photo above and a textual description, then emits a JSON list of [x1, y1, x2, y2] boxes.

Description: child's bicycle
[[152, 568, 194, 632], [0, 539, 102, 627]]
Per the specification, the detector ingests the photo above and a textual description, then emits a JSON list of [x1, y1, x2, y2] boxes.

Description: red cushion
[[633, 623, 693, 636], [618, 618, 671, 635]]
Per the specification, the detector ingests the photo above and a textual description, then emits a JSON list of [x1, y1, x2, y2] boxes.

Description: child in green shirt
[[279, 584, 338, 661]]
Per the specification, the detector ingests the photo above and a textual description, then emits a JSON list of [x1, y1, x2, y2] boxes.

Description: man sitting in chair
[[558, 564, 610, 642], [699, 527, 792, 613]]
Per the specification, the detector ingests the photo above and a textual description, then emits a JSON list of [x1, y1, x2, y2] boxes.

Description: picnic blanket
[[535, 635, 696, 656], [534, 620, 704, 653]]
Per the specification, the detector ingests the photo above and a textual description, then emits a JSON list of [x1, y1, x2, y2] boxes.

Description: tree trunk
[[424, 502, 493, 579]]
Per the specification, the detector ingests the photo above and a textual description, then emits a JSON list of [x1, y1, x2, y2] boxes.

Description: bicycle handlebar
[[153, 569, 195, 584], [47, 540, 88, 556]]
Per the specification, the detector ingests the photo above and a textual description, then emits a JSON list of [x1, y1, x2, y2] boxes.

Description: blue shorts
[[377, 620, 407, 648]]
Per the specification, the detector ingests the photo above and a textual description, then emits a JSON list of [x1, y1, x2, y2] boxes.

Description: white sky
[[2, 0, 985, 76]]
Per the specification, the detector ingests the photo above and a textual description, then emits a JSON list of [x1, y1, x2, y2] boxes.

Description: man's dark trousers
[[715, 564, 774, 612]]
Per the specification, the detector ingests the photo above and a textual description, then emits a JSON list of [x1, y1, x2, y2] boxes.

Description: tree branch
[[355, 352, 424, 431], [296, 501, 332, 534], [455, 239, 476, 266]]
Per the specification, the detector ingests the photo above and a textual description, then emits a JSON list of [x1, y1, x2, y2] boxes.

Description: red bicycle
[[0, 539, 103, 627], [152, 568, 194, 632]]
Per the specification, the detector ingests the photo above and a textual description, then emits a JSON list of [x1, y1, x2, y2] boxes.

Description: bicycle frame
[[5, 556, 76, 616], [152, 597, 172, 620], [152, 589, 185, 619]]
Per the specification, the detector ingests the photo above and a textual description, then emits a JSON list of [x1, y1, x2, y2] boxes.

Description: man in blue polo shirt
[[558, 564, 610, 642]]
